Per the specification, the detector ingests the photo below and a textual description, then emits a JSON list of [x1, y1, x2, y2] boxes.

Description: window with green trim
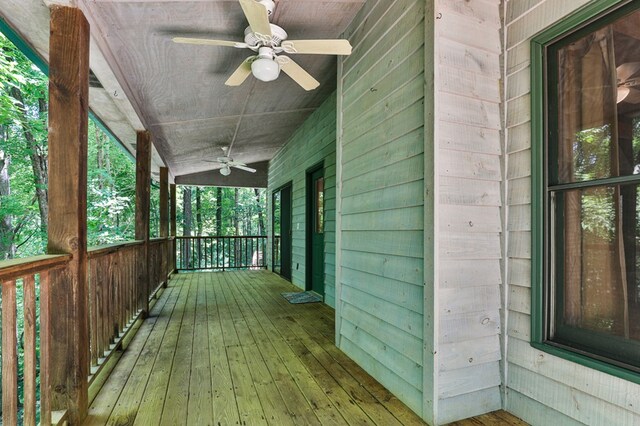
[[540, 1, 640, 373]]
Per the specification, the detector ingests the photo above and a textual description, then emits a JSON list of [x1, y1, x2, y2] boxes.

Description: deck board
[[84, 270, 526, 425]]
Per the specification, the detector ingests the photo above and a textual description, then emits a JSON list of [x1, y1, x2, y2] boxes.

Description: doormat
[[281, 291, 322, 304]]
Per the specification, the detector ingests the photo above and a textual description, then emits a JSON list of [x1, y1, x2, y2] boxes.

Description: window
[[315, 177, 324, 234], [533, 0, 640, 377]]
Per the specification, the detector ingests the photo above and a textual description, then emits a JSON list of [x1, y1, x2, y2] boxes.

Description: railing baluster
[[24, 275, 37, 426], [89, 260, 98, 367], [173, 236, 268, 272], [40, 270, 51, 426], [2, 279, 18, 426]]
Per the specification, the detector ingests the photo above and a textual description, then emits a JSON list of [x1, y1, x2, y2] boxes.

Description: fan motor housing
[[244, 24, 288, 46]]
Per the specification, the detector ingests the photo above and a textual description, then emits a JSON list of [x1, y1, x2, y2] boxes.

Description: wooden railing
[[87, 241, 143, 373], [0, 254, 71, 425], [0, 237, 175, 425], [87, 237, 174, 378], [176, 236, 267, 271], [149, 237, 172, 294]]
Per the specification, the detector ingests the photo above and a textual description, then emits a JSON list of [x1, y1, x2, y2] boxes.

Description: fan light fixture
[[220, 165, 231, 176], [252, 47, 280, 82], [252, 58, 280, 81]]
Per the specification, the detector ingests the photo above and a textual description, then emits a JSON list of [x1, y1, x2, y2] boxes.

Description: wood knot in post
[[68, 236, 79, 251]]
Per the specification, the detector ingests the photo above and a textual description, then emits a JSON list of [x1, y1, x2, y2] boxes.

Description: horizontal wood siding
[[268, 94, 337, 308], [504, 0, 640, 424], [434, 0, 503, 423], [338, 0, 425, 417]]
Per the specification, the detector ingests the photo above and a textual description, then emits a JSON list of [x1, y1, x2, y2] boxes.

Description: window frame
[[531, 0, 640, 383]]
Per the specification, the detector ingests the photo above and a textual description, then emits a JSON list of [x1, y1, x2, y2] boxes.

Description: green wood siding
[[338, 0, 426, 416], [268, 94, 337, 307], [506, 0, 640, 424]]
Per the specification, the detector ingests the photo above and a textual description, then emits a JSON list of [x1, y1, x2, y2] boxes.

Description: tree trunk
[[9, 87, 48, 239], [254, 188, 264, 235], [195, 186, 202, 266], [216, 187, 222, 235], [196, 187, 202, 236], [234, 188, 240, 264], [0, 148, 16, 259]]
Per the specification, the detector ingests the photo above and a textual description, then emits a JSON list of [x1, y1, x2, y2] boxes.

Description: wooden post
[[170, 183, 177, 274], [170, 183, 177, 237], [46, 6, 90, 423], [160, 167, 169, 238], [159, 167, 169, 285], [135, 130, 151, 316]]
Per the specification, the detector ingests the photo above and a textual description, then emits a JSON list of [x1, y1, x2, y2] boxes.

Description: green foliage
[[86, 121, 136, 246], [0, 33, 49, 257]]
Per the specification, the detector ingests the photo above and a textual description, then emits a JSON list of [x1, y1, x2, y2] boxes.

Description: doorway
[[272, 183, 292, 281], [306, 166, 324, 296]]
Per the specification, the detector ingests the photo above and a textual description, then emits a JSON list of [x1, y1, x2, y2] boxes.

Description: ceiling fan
[[617, 62, 640, 103], [172, 0, 352, 91], [206, 147, 256, 176]]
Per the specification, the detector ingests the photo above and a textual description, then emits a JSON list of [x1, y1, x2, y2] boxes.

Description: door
[[272, 184, 292, 280], [307, 167, 324, 296]]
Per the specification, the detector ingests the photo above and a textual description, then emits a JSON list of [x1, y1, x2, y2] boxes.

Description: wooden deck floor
[[84, 270, 526, 426]]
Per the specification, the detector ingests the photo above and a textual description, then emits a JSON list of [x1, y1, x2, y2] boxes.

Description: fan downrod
[[257, 0, 275, 16]]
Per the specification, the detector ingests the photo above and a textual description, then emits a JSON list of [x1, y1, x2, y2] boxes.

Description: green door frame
[[306, 163, 324, 295], [272, 182, 292, 281]]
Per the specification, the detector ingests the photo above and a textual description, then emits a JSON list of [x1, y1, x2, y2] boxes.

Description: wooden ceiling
[[0, 0, 365, 182]]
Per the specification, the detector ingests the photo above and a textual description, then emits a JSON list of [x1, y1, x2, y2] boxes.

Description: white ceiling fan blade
[[225, 57, 254, 86], [624, 87, 640, 104], [618, 86, 631, 103], [617, 62, 640, 82], [228, 160, 247, 167], [239, 0, 272, 37], [172, 37, 248, 48], [232, 164, 257, 173], [279, 57, 320, 91], [282, 39, 352, 55]]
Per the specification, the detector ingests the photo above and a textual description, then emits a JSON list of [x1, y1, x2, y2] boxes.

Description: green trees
[[178, 185, 266, 237], [0, 33, 49, 258]]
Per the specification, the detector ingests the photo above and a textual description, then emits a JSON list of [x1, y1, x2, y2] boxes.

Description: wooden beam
[[46, 6, 90, 423], [170, 183, 177, 274], [135, 130, 151, 315], [160, 167, 169, 238], [170, 183, 177, 237]]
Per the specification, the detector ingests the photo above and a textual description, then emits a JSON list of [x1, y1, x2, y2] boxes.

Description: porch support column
[[159, 167, 169, 284], [135, 130, 151, 316], [160, 167, 169, 237], [170, 183, 177, 272], [46, 6, 90, 423]]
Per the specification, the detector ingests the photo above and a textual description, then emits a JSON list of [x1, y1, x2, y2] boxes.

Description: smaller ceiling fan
[[617, 62, 640, 103], [172, 0, 352, 90], [205, 147, 256, 176]]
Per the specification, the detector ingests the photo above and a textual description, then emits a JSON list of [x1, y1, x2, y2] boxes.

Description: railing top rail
[[0, 254, 72, 282], [149, 237, 170, 245], [87, 240, 144, 259], [175, 235, 267, 239]]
